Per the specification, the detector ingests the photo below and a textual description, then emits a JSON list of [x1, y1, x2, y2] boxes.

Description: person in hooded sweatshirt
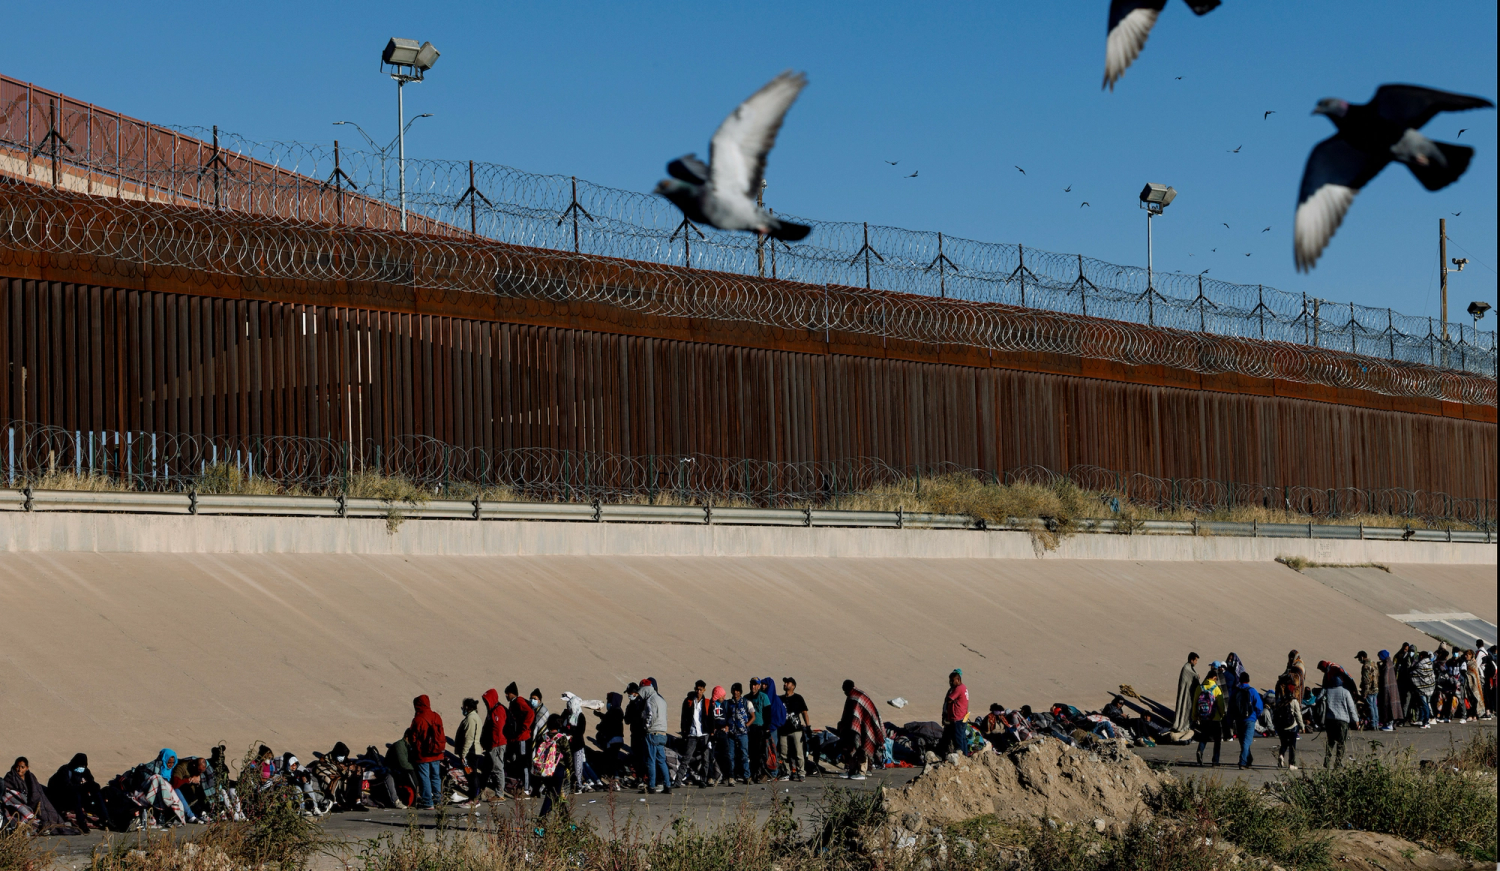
[[503, 683, 534, 797], [480, 689, 508, 800], [639, 680, 672, 794], [454, 698, 485, 806], [624, 683, 647, 785], [594, 692, 626, 789], [405, 695, 445, 809], [47, 754, 105, 833]]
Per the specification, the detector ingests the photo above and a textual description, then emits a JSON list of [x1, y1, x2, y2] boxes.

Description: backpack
[[1195, 687, 1217, 721], [531, 734, 562, 777]]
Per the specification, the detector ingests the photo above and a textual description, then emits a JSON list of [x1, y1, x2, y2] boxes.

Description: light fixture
[[1451, 257, 1469, 273], [1137, 183, 1177, 299], [378, 38, 442, 231], [1468, 300, 1490, 320]]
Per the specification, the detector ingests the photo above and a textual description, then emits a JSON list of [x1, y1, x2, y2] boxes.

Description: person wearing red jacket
[[480, 689, 508, 799], [503, 683, 535, 796], [405, 695, 445, 809]]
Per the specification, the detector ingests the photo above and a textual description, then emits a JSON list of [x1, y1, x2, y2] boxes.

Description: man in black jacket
[[677, 680, 709, 787], [624, 683, 647, 785]]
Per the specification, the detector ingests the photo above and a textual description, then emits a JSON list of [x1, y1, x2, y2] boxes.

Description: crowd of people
[[5, 642, 1495, 836], [1171, 639, 1496, 771]]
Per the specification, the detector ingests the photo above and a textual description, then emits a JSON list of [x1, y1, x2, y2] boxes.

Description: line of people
[[1172, 640, 1495, 772]]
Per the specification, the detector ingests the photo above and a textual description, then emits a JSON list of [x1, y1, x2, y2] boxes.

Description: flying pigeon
[[1015, 166, 1026, 174], [1064, 185, 1072, 192], [1211, 248, 1217, 252], [1451, 211, 1461, 216], [1104, 0, 1222, 90], [1175, 76, 1183, 80], [1222, 222, 1230, 229], [654, 71, 811, 241], [885, 160, 899, 165], [1264, 111, 1276, 119], [1244, 252, 1251, 256], [1200, 269, 1210, 274], [1294, 84, 1494, 271], [1262, 226, 1271, 232], [906, 170, 919, 178], [1229, 145, 1243, 153], [1080, 201, 1091, 207], [1457, 128, 1467, 138]]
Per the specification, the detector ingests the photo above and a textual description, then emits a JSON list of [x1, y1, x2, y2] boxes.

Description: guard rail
[[0, 489, 1491, 543]]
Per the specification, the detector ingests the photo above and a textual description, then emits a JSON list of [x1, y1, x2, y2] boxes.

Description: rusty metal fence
[[4, 419, 1492, 526], [0, 73, 1493, 384]]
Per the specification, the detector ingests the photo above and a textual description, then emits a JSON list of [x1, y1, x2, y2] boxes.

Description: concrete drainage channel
[[0, 488, 1491, 543]]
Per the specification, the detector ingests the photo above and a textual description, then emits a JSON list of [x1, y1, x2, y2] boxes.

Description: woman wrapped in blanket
[[4, 757, 70, 833], [136, 749, 188, 828]]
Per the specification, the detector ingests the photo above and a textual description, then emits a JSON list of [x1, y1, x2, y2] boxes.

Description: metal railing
[[1, 487, 1491, 544], [0, 72, 1493, 385], [5, 421, 1493, 527]]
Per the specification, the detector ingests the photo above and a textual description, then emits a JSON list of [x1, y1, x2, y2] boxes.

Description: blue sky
[[10, 2, 1497, 324]]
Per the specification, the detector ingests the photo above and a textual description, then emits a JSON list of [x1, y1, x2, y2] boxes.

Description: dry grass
[[25, 470, 134, 492]]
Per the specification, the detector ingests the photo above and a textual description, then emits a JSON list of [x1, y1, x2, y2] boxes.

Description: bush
[[0, 827, 46, 871], [229, 751, 324, 870], [1152, 778, 1330, 869], [1269, 749, 1497, 859]]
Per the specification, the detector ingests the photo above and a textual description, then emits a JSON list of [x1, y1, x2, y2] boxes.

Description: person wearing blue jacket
[[1235, 675, 1263, 769]]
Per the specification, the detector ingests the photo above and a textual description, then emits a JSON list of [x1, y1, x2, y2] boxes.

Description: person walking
[[1234, 673, 1263, 769], [1321, 678, 1359, 768], [677, 681, 709, 788], [405, 695, 445, 809], [1284, 651, 1307, 732], [454, 698, 485, 806], [939, 669, 971, 757], [1194, 665, 1226, 767], [1171, 653, 1201, 739], [640, 680, 671, 794], [1271, 670, 1300, 770], [1377, 650, 1403, 731], [778, 678, 809, 782], [1355, 651, 1379, 730], [503, 683, 534, 797], [479, 689, 508, 801]]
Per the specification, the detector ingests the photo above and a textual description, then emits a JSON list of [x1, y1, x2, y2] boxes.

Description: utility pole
[[1439, 218, 1449, 344]]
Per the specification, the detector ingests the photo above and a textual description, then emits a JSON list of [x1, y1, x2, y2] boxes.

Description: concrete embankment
[[0, 512, 1491, 769]]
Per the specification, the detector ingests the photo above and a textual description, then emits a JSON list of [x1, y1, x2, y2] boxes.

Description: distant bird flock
[[652, 6, 1492, 274]]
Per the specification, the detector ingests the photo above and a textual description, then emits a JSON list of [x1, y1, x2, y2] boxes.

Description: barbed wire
[[0, 180, 1492, 407], [4, 420, 1491, 526], [1, 76, 1492, 378]]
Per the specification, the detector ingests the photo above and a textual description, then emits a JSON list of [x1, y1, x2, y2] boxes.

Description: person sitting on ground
[[307, 743, 364, 812], [139, 749, 188, 827], [4, 757, 69, 833], [204, 745, 244, 821], [1320, 677, 1359, 769], [169, 756, 208, 823], [47, 754, 105, 833], [836, 680, 885, 780], [380, 739, 414, 809], [280, 754, 329, 816]]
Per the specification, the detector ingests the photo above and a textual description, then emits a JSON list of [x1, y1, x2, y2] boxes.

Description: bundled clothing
[[1171, 660, 1201, 735], [1377, 651, 1404, 727], [4, 766, 66, 831], [47, 754, 104, 833], [838, 686, 886, 771]]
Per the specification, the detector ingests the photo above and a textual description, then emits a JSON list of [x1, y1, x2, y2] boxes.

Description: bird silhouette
[[1244, 252, 1251, 256], [906, 170, 918, 178], [1265, 111, 1276, 119], [1457, 128, 1468, 138], [1064, 185, 1073, 192], [1080, 201, 1091, 207], [1294, 84, 1494, 270], [1262, 226, 1271, 232], [1175, 76, 1183, 80], [885, 160, 899, 165], [1104, 0, 1223, 90], [1222, 222, 1230, 229], [1200, 268, 1210, 274], [1015, 166, 1026, 174], [1229, 145, 1243, 153], [1211, 248, 1217, 252], [1451, 211, 1461, 216]]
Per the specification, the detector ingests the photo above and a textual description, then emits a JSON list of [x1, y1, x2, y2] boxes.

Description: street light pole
[[397, 79, 407, 230], [1146, 210, 1154, 292], [379, 37, 439, 233]]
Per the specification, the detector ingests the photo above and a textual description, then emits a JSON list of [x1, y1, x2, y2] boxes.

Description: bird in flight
[[1262, 226, 1271, 232], [1222, 222, 1230, 229], [1080, 201, 1091, 207], [1451, 211, 1461, 216], [907, 170, 919, 178], [1457, 128, 1468, 138], [655, 71, 811, 241], [1175, 76, 1183, 80], [1015, 166, 1026, 174], [1244, 252, 1251, 256], [1211, 248, 1217, 252], [1264, 111, 1276, 120], [1229, 145, 1243, 153], [1294, 84, 1494, 271], [1104, 0, 1223, 90], [1064, 185, 1073, 192], [1200, 268, 1210, 274], [885, 160, 899, 165]]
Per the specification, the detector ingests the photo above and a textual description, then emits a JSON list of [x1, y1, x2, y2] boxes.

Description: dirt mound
[[881, 737, 1161, 844], [1323, 830, 1491, 870]]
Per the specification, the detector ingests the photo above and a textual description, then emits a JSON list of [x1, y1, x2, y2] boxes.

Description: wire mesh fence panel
[[3, 421, 1492, 526]]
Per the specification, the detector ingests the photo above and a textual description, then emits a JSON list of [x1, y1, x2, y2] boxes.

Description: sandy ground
[[1, 554, 1492, 771]]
